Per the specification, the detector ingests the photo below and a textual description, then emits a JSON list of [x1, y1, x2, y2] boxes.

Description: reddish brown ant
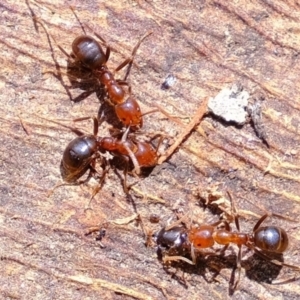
[[34, 8, 155, 130], [73, 33, 152, 129], [57, 11, 152, 130], [155, 192, 300, 291], [61, 117, 161, 193]]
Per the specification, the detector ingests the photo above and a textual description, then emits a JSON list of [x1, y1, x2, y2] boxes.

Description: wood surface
[[1, 0, 300, 299]]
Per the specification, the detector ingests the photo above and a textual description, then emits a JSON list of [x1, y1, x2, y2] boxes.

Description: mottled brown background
[[1, 0, 300, 299]]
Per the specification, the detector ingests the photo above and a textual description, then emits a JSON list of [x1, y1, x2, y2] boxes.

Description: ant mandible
[[155, 192, 299, 291], [61, 117, 160, 192], [67, 20, 152, 130]]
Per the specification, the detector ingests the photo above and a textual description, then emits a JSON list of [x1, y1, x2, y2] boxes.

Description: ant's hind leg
[[122, 161, 130, 194], [124, 32, 153, 81], [86, 166, 110, 210], [229, 245, 242, 294], [113, 32, 152, 81], [252, 213, 269, 232], [71, 116, 100, 136], [227, 191, 241, 231], [47, 166, 95, 198], [83, 23, 111, 61], [69, 5, 87, 35]]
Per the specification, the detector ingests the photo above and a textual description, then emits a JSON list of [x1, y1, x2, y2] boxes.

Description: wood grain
[[1, 0, 300, 299]]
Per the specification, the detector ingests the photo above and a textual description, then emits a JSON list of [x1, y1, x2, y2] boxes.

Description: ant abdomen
[[156, 226, 188, 250], [72, 35, 106, 69], [134, 142, 157, 167], [61, 135, 98, 182], [253, 226, 289, 253]]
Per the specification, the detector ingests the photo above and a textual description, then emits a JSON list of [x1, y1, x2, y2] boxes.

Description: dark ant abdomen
[[253, 226, 288, 253], [72, 35, 106, 69], [156, 226, 188, 250], [61, 135, 97, 182]]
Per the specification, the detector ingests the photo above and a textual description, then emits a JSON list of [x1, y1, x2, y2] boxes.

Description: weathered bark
[[1, 0, 300, 299]]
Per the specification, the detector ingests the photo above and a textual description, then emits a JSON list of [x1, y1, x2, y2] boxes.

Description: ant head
[[114, 97, 143, 129]]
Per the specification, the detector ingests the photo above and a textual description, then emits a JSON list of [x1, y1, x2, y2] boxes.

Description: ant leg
[[48, 165, 95, 197], [69, 6, 87, 35], [229, 245, 242, 294], [227, 191, 243, 291], [71, 90, 95, 103], [71, 116, 99, 136], [235, 245, 242, 289], [121, 125, 131, 142], [121, 161, 143, 193], [122, 160, 130, 194], [33, 16, 71, 58], [164, 215, 190, 231], [116, 80, 129, 86], [105, 47, 111, 62], [153, 135, 164, 154], [39, 117, 87, 137], [142, 108, 160, 118], [191, 243, 197, 264], [123, 32, 152, 81], [114, 58, 132, 74], [112, 32, 152, 80], [92, 117, 99, 136], [121, 127, 141, 175], [32, 16, 76, 102], [97, 109, 107, 127], [83, 23, 111, 61], [252, 213, 269, 232], [86, 166, 110, 210], [227, 191, 240, 231], [217, 244, 229, 256], [84, 23, 107, 44], [57, 44, 71, 58], [249, 245, 300, 271]]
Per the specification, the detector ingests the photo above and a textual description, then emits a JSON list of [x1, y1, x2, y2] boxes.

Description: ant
[[61, 117, 161, 192], [33, 10, 150, 130], [154, 192, 300, 292], [58, 10, 152, 130]]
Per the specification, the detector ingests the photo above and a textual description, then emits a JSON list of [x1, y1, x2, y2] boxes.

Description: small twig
[[110, 213, 139, 225], [158, 97, 208, 165], [163, 255, 195, 265], [18, 116, 30, 135], [131, 186, 165, 204]]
